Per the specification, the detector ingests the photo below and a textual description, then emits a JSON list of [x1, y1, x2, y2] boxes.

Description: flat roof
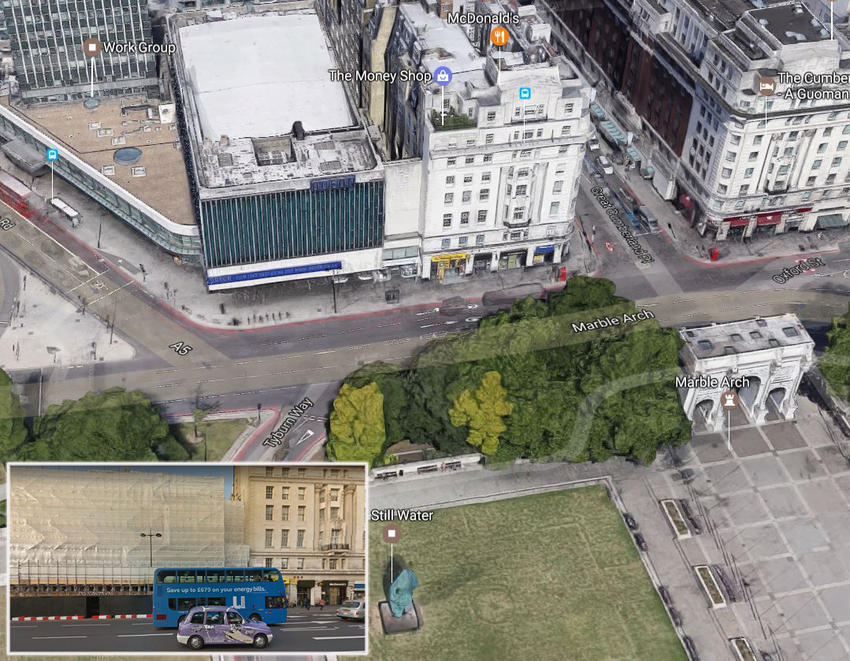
[[178, 14, 353, 140], [680, 314, 812, 360], [9, 97, 195, 225], [751, 4, 831, 45]]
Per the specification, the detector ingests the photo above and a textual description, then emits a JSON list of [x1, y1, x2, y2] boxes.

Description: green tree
[[327, 382, 387, 466], [21, 388, 184, 461], [0, 368, 29, 459], [344, 362, 408, 446], [449, 371, 513, 454], [822, 304, 850, 400]]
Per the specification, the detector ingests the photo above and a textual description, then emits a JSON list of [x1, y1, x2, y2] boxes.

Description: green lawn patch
[[170, 418, 250, 461], [357, 485, 686, 661]]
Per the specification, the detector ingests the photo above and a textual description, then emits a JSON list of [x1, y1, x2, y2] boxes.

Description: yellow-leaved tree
[[327, 382, 387, 467], [448, 371, 513, 455]]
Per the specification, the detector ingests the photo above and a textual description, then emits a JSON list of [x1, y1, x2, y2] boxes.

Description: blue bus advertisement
[[153, 568, 288, 627]]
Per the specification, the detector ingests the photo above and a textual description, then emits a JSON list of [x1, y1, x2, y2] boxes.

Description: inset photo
[[7, 462, 367, 655]]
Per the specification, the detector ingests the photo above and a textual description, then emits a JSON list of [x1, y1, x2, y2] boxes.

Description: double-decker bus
[[152, 568, 288, 628]]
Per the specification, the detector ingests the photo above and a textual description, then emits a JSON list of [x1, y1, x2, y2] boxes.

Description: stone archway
[[694, 399, 715, 430], [766, 387, 787, 418], [737, 376, 762, 415]]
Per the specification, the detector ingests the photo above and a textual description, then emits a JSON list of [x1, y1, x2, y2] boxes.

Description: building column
[[750, 379, 769, 425], [490, 252, 499, 272], [525, 246, 535, 267], [421, 256, 431, 280], [464, 256, 474, 275], [554, 242, 565, 262], [708, 395, 725, 433]]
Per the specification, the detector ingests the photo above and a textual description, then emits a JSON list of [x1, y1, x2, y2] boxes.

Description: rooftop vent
[[785, 31, 807, 41], [768, 338, 780, 347], [759, 18, 769, 25], [697, 339, 714, 352], [756, 318, 767, 327], [782, 326, 799, 337]]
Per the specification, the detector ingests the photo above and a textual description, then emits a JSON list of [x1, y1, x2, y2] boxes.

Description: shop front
[[472, 252, 493, 274], [722, 216, 751, 240], [297, 580, 315, 607], [353, 582, 366, 600], [531, 245, 555, 265], [499, 249, 526, 270], [429, 253, 469, 282], [815, 212, 848, 230], [320, 581, 349, 606], [754, 212, 781, 236]]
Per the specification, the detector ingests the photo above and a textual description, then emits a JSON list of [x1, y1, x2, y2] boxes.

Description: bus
[[152, 567, 288, 628]]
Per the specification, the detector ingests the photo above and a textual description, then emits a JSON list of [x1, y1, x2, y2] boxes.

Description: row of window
[[266, 485, 306, 500], [444, 190, 490, 204], [264, 557, 303, 569], [156, 569, 279, 584], [446, 172, 491, 186], [266, 528, 306, 548], [442, 210, 488, 227], [265, 505, 341, 521], [263, 467, 346, 479]]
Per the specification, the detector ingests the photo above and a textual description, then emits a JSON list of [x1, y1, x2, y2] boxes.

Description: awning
[[816, 213, 848, 229], [599, 120, 626, 145], [679, 193, 692, 208], [534, 245, 555, 254], [431, 253, 469, 262], [725, 216, 751, 228], [354, 583, 366, 589], [756, 212, 781, 226], [589, 103, 606, 120], [626, 146, 642, 164]]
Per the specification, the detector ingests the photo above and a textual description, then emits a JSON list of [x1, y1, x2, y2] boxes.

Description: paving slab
[[819, 513, 850, 547], [734, 523, 790, 559], [797, 481, 846, 514], [779, 449, 827, 481], [732, 428, 771, 457], [760, 485, 809, 519], [795, 628, 849, 661], [799, 550, 849, 588], [692, 434, 733, 463], [778, 518, 830, 555], [756, 556, 808, 594], [816, 446, 850, 475], [766, 423, 807, 450], [741, 455, 792, 488], [723, 491, 770, 526], [774, 592, 829, 631], [833, 474, 850, 502], [703, 462, 751, 493]]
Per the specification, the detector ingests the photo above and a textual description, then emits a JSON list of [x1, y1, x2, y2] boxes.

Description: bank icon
[[434, 66, 452, 86], [519, 87, 531, 100]]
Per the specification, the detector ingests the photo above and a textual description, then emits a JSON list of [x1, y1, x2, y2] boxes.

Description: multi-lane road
[[1, 158, 849, 461], [8, 612, 365, 654]]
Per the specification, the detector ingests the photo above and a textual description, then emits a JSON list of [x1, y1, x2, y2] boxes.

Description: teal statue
[[387, 568, 419, 618]]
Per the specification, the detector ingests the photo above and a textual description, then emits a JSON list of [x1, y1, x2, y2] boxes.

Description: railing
[[319, 543, 351, 551]]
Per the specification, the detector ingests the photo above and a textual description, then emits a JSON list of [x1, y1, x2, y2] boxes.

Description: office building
[[678, 314, 814, 431], [1, 0, 159, 104], [232, 465, 366, 606], [541, 0, 850, 241], [383, 0, 591, 279]]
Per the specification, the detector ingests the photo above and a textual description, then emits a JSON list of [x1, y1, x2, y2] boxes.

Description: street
[[8, 613, 365, 654]]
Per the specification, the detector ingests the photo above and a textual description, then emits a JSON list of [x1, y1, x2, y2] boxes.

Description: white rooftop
[[178, 14, 353, 140]]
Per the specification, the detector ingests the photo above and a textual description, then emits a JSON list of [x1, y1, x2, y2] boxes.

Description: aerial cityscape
[[0, 0, 849, 658]]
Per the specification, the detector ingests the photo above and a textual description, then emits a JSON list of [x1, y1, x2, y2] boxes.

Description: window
[[296, 530, 305, 547], [812, 160, 822, 169], [718, 184, 728, 194], [510, 230, 522, 240], [825, 127, 834, 136], [519, 150, 531, 158], [330, 506, 339, 519], [513, 207, 525, 220], [483, 154, 493, 163], [446, 175, 454, 185], [730, 134, 741, 145], [441, 238, 451, 249], [298, 505, 306, 521], [549, 202, 560, 215], [462, 190, 472, 202], [721, 168, 732, 178], [523, 131, 533, 139], [476, 234, 485, 246], [265, 557, 273, 567], [444, 193, 454, 204], [465, 156, 475, 164], [748, 151, 758, 161], [560, 125, 570, 136], [329, 559, 337, 570], [298, 487, 305, 500], [265, 467, 274, 477], [515, 184, 527, 196], [518, 168, 529, 177], [464, 175, 473, 184], [319, 490, 325, 503], [833, 157, 842, 167], [297, 468, 305, 477], [827, 173, 837, 184], [738, 185, 749, 195], [281, 487, 289, 500], [744, 168, 754, 178], [818, 143, 828, 153], [487, 111, 496, 121], [806, 176, 816, 186], [481, 172, 491, 182], [459, 236, 468, 247], [840, 141, 848, 150], [553, 180, 563, 193], [189, 611, 205, 625], [265, 505, 273, 521], [479, 189, 490, 201], [225, 570, 244, 582], [266, 486, 273, 499], [461, 212, 470, 225], [726, 151, 736, 162], [477, 210, 487, 223], [265, 529, 273, 547], [281, 468, 289, 477], [447, 158, 456, 167], [297, 558, 304, 570], [844, 124, 850, 134], [778, 165, 789, 175], [281, 529, 289, 546], [442, 214, 452, 227], [783, 147, 794, 156]]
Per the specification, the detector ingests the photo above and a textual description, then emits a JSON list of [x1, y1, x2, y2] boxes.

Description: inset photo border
[[5, 461, 368, 656]]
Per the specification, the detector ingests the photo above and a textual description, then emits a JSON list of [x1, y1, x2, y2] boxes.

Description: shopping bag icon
[[437, 71, 448, 83]]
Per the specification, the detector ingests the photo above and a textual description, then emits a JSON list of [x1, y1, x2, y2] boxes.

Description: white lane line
[[279, 627, 337, 631], [10, 624, 37, 628], [60, 624, 111, 627], [32, 635, 88, 639], [312, 635, 365, 640], [88, 280, 132, 305], [116, 632, 175, 637]]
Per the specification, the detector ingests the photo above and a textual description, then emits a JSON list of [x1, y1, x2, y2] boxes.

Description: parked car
[[177, 606, 272, 650], [633, 533, 648, 551], [623, 513, 639, 531], [587, 138, 600, 151], [637, 205, 659, 233], [596, 155, 613, 175], [658, 586, 672, 606], [668, 607, 682, 626], [336, 599, 365, 621]]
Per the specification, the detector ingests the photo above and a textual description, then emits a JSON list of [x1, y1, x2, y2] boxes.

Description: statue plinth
[[378, 599, 421, 635]]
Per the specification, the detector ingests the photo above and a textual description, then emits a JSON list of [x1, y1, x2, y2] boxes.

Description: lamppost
[[140, 530, 162, 568]]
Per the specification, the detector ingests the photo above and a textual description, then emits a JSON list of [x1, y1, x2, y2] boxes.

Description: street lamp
[[140, 530, 162, 568]]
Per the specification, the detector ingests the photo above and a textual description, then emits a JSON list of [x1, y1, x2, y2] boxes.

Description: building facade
[[231, 465, 366, 606], [541, 0, 850, 241], [678, 314, 814, 431], [383, 0, 591, 280], [2, 0, 159, 103]]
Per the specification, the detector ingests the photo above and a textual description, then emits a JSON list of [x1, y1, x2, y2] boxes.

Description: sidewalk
[[3, 150, 588, 331]]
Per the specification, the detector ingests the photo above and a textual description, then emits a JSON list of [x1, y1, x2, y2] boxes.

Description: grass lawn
[[170, 418, 250, 461], [359, 486, 686, 661]]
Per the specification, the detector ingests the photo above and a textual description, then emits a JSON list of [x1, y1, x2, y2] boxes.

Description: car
[[633, 533, 647, 551], [357, 272, 374, 281], [177, 606, 272, 650], [658, 586, 672, 606], [336, 599, 365, 621], [587, 138, 600, 151], [623, 513, 638, 531], [637, 205, 659, 232], [668, 607, 682, 626], [596, 155, 613, 175]]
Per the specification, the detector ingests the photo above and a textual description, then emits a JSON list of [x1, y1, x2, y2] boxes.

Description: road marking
[[67, 270, 110, 293], [60, 624, 111, 627], [116, 632, 174, 637], [314, 350, 336, 355], [312, 635, 365, 640], [32, 635, 88, 639], [88, 280, 133, 305]]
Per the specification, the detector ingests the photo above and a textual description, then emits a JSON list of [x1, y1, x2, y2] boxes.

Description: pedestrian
[[305, 599, 311, 611], [319, 598, 325, 611]]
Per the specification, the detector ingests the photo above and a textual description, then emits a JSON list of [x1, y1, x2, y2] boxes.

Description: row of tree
[[0, 373, 189, 461], [327, 277, 691, 467], [822, 303, 850, 400]]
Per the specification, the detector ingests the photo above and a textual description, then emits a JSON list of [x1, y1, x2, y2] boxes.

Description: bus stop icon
[[46, 148, 58, 162]]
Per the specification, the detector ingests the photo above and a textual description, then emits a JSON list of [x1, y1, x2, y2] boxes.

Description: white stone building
[[383, 0, 592, 280], [678, 314, 814, 432]]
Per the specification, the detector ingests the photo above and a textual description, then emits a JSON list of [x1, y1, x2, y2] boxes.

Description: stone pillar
[[554, 242, 565, 262], [708, 395, 724, 433], [490, 252, 500, 272], [526, 246, 535, 267], [751, 379, 769, 425], [421, 256, 431, 280], [464, 256, 474, 275]]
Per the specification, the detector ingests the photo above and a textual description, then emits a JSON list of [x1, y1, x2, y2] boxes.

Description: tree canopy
[[822, 304, 850, 400], [327, 382, 387, 466], [327, 276, 690, 465], [0, 368, 29, 460]]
